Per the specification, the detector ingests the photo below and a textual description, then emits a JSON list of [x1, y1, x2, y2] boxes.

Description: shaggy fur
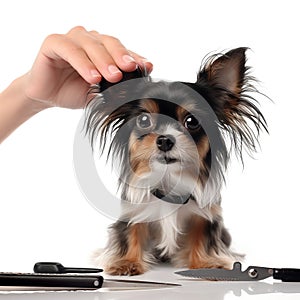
[[85, 48, 267, 275]]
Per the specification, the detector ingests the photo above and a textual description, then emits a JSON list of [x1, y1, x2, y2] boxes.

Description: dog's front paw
[[106, 259, 146, 276]]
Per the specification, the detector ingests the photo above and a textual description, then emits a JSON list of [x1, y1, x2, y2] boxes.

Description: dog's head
[[85, 48, 267, 207]]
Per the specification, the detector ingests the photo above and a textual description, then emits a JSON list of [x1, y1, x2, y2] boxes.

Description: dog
[[85, 47, 267, 275]]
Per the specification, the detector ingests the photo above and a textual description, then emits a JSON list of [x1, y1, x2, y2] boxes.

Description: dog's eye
[[184, 114, 200, 130], [136, 113, 153, 129]]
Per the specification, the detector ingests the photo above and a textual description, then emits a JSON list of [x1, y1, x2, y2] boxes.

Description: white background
[[0, 0, 299, 276]]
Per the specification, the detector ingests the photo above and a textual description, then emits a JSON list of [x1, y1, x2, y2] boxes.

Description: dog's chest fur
[[153, 200, 202, 257]]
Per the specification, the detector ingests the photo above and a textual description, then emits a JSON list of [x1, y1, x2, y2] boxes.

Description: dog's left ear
[[196, 47, 268, 157], [198, 47, 247, 95]]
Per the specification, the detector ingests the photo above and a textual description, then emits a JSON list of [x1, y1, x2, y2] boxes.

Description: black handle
[[34, 262, 102, 274], [273, 268, 300, 282], [0, 273, 103, 290]]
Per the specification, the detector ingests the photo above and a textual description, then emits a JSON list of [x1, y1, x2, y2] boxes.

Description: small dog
[[85, 48, 267, 275]]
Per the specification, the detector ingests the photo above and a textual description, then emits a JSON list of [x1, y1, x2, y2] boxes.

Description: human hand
[[24, 26, 153, 109]]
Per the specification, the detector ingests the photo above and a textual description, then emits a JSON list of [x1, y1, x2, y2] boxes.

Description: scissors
[[175, 261, 300, 282]]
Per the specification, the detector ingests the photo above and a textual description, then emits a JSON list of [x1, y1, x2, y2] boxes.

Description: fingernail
[[108, 65, 122, 75], [122, 54, 136, 64], [90, 69, 101, 78]]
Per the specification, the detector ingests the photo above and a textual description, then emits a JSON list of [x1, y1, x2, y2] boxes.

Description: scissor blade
[[103, 279, 181, 290], [175, 269, 242, 281], [175, 262, 272, 281]]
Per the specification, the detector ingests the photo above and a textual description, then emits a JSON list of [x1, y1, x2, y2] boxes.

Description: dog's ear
[[85, 67, 148, 151], [195, 48, 268, 158], [99, 67, 146, 92], [197, 47, 247, 95]]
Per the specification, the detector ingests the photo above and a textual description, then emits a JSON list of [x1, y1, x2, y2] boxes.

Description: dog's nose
[[156, 135, 175, 152]]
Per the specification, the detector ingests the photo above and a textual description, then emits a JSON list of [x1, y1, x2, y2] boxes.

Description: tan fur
[[106, 223, 149, 275], [129, 133, 158, 176], [140, 99, 159, 113], [175, 212, 232, 269], [176, 102, 197, 123], [197, 135, 210, 159]]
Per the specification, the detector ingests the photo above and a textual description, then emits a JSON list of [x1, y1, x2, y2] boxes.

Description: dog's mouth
[[157, 156, 178, 164]]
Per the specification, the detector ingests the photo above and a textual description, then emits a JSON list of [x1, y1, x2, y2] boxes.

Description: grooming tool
[[175, 262, 300, 282], [101, 278, 181, 291], [33, 261, 179, 291], [0, 272, 102, 291], [34, 262, 102, 274]]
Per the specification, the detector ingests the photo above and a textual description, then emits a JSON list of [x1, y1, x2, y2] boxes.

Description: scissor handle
[[0, 272, 104, 290], [273, 268, 300, 282], [34, 262, 103, 274]]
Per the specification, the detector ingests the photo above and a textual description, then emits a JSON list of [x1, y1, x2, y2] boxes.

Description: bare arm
[[0, 75, 45, 142]]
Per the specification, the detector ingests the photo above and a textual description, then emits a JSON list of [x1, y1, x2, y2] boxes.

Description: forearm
[[0, 74, 47, 143]]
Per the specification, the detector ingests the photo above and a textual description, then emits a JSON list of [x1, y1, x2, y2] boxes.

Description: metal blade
[[103, 279, 181, 290], [175, 262, 273, 281]]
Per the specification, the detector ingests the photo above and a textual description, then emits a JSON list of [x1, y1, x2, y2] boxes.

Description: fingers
[[89, 31, 138, 71], [41, 26, 153, 84], [128, 50, 153, 74], [41, 33, 103, 84]]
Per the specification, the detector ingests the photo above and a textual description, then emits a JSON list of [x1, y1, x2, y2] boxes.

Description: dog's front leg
[[104, 222, 149, 275], [174, 213, 235, 269]]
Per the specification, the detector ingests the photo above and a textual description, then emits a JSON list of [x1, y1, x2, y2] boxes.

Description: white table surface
[[1, 265, 300, 300]]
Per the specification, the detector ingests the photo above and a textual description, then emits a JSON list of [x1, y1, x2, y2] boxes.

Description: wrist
[[0, 75, 49, 142], [19, 73, 51, 113]]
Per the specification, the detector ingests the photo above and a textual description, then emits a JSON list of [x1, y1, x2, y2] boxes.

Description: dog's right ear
[[86, 66, 148, 106], [99, 67, 146, 92], [85, 67, 148, 151]]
